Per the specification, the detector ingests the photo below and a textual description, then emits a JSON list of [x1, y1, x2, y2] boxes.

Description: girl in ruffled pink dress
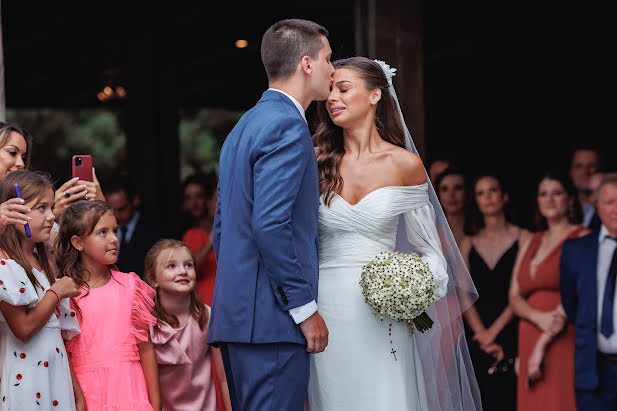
[[54, 200, 161, 411], [144, 239, 231, 411]]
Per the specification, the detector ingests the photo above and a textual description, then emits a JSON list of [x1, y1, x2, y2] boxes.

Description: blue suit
[[561, 229, 617, 409], [207, 90, 319, 410]]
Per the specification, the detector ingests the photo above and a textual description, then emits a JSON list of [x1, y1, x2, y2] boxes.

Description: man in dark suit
[[104, 174, 165, 277], [206, 19, 333, 411], [561, 173, 617, 410]]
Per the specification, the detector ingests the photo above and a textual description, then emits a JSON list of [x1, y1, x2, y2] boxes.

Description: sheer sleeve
[[0, 258, 39, 306], [403, 202, 449, 299], [127, 272, 157, 344]]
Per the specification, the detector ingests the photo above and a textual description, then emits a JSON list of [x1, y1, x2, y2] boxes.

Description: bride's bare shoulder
[[389, 146, 426, 186]]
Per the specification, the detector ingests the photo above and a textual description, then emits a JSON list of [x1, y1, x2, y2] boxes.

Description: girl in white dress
[[0, 170, 83, 410], [308, 57, 481, 410]]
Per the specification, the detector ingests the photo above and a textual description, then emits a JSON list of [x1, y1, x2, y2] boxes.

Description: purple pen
[[13, 183, 31, 238]]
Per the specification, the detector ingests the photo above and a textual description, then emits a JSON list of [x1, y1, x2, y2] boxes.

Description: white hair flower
[[374, 59, 397, 86]]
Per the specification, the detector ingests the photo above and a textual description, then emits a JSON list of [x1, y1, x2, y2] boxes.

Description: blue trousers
[[576, 359, 617, 410], [220, 342, 309, 411]]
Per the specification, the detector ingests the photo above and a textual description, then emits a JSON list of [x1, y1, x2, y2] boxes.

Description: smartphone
[[13, 183, 31, 238], [72, 155, 93, 182]]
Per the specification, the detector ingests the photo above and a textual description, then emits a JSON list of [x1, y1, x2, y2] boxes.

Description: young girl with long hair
[[145, 239, 231, 411], [55, 200, 161, 410], [0, 170, 84, 410]]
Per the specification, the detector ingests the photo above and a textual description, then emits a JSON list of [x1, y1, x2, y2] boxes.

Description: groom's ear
[[370, 88, 382, 105], [300, 55, 312, 75]]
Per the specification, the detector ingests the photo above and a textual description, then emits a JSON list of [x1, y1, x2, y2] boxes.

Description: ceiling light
[[235, 40, 248, 48]]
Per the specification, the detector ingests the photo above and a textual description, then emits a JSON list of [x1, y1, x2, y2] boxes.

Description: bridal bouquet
[[359, 251, 439, 332]]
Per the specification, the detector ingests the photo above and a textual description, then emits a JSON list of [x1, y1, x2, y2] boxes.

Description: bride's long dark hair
[[313, 57, 406, 206]]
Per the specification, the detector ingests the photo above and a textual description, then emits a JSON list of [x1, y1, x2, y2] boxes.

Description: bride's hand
[[299, 311, 329, 354]]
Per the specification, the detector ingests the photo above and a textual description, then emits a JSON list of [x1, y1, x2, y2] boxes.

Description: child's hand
[[51, 277, 81, 299]]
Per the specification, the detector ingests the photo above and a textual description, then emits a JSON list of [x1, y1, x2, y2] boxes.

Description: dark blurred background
[[1, 0, 613, 232]]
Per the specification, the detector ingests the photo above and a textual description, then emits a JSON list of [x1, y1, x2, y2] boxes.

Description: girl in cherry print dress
[[0, 171, 84, 411], [55, 200, 161, 410], [145, 239, 231, 411]]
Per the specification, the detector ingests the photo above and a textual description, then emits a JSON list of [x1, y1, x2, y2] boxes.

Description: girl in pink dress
[[144, 239, 231, 411], [54, 200, 161, 410]]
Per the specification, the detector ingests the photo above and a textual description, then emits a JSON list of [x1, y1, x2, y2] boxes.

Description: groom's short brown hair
[[261, 19, 329, 83]]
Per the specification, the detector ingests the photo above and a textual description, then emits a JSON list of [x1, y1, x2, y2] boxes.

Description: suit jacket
[[116, 213, 166, 278], [560, 229, 601, 391], [207, 90, 319, 345]]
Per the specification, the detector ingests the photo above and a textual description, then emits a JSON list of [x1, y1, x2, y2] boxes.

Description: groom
[[207, 19, 333, 410]]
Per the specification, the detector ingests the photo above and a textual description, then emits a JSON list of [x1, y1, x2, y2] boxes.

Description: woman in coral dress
[[509, 171, 589, 410]]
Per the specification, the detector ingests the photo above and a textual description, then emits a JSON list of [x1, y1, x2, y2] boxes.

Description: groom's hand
[[299, 311, 329, 353]]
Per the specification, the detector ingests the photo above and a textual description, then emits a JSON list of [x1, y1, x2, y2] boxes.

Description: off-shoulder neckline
[[334, 182, 428, 207]]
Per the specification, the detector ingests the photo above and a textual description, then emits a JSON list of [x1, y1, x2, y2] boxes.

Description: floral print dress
[[0, 258, 80, 411]]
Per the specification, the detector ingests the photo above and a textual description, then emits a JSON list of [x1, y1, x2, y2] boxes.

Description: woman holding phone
[[0, 122, 105, 235]]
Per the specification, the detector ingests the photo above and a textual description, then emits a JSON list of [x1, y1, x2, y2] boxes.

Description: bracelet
[[46, 288, 61, 306]]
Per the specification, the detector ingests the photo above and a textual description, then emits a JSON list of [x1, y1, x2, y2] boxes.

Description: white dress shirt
[[597, 225, 617, 353], [266, 88, 317, 324]]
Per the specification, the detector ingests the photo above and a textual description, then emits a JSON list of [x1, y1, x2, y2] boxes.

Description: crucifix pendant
[[391, 347, 398, 361]]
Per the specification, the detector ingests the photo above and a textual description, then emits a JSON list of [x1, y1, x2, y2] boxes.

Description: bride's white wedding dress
[[307, 182, 450, 411]]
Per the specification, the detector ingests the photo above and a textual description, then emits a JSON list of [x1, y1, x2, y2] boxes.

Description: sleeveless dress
[[0, 259, 80, 411], [516, 228, 584, 411], [66, 271, 156, 410], [151, 307, 218, 411], [307, 184, 450, 411], [466, 240, 518, 411]]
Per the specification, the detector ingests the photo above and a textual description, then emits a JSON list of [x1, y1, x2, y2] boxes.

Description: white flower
[[373, 59, 397, 86]]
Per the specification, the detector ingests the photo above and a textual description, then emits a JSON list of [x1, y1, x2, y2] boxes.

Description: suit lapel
[[587, 231, 600, 324]]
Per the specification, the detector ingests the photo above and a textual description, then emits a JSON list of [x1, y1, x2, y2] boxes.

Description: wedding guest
[[55, 200, 161, 410], [509, 170, 588, 410], [179, 172, 228, 409], [568, 144, 601, 228], [435, 167, 469, 246], [0, 123, 30, 234], [103, 174, 166, 277], [1, 122, 104, 247], [460, 173, 531, 411], [0, 170, 84, 411], [146, 239, 231, 411], [428, 157, 451, 183], [586, 170, 606, 230], [181, 172, 218, 304], [561, 173, 617, 410], [177, 173, 216, 237]]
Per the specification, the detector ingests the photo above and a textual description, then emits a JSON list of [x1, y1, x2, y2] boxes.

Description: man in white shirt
[[561, 173, 617, 410]]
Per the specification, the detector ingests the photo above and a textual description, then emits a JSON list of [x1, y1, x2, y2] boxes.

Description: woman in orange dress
[[509, 171, 589, 410], [180, 172, 226, 410], [180, 172, 218, 305]]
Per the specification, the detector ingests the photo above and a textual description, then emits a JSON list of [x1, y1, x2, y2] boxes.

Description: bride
[[307, 57, 481, 410]]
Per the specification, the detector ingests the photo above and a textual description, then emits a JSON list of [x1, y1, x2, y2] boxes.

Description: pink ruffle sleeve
[[127, 272, 157, 344]]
